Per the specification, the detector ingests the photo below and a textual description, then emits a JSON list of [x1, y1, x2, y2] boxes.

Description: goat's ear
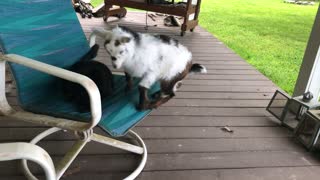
[[91, 27, 112, 40], [120, 37, 131, 43]]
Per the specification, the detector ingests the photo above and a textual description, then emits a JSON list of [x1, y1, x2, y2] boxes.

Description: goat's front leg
[[138, 86, 151, 110], [125, 72, 133, 92], [137, 73, 157, 110]]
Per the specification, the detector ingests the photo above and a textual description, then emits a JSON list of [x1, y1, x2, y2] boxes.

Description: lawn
[[91, 0, 103, 7], [199, 0, 318, 94], [90, 0, 318, 94]]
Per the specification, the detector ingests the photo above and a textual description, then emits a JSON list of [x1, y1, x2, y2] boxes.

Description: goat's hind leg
[[149, 93, 174, 109], [149, 79, 182, 109], [137, 84, 173, 110], [151, 90, 162, 99]]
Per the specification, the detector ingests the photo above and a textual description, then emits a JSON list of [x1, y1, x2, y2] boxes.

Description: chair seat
[[22, 74, 160, 137]]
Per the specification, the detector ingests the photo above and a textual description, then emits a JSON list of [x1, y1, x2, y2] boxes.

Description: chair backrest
[[0, 0, 89, 107]]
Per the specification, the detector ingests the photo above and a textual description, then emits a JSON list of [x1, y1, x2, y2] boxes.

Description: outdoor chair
[[0, 0, 159, 179]]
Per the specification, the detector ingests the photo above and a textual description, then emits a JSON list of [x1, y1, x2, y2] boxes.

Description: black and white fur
[[92, 26, 206, 110], [62, 44, 114, 112]]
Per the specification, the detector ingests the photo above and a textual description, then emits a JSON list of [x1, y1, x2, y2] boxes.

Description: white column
[[306, 47, 320, 100], [293, 6, 320, 101]]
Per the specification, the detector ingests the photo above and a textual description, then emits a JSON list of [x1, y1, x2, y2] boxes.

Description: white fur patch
[[173, 81, 183, 92], [189, 64, 207, 75], [199, 65, 207, 73]]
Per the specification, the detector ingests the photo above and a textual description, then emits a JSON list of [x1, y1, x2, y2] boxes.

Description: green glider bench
[[0, 0, 159, 179]]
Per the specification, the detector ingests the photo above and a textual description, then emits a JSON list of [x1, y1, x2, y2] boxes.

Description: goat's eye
[[120, 51, 124, 55]]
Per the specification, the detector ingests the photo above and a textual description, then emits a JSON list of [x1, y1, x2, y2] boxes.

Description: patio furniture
[[266, 90, 320, 129], [103, 0, 202, 36], [101, 5, 127, 18], [0, 0, 159, 179], [0, 143, 56, 180], [294, 110, 320, 151]]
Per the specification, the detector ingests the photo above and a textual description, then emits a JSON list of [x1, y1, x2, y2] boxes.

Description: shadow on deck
[[1, 12, 320, 180]]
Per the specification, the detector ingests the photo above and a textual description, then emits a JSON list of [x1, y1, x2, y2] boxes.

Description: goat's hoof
[[137, 102, 157, 111], [150, 102, 160, 109], [151, 91, 162, 99], [137, 104, 149, 111], [125, 86, 133, 93]]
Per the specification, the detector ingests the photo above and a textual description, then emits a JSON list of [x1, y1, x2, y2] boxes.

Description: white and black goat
[[92, 26, 207, 110]]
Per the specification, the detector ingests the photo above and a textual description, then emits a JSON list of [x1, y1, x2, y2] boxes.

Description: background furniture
[[266, 90, 320, 129], [104, 0, 202, 36], [267, 90, 320, 151], [295, 110, 320, 151]]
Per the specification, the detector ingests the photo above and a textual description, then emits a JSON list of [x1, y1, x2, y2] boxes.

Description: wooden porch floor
[[1, 12, 320, 180]]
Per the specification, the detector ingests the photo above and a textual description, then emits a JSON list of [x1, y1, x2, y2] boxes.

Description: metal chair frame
[[0, 33, 147, 180]]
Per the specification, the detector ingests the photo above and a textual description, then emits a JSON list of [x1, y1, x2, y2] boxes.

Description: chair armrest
[[0, 59, 13, 115], [0, 54, 102, 130], [0, 142, 56, 180]]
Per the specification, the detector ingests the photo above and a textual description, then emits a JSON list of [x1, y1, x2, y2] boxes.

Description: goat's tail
[[189, 63, 207, 74], [79, 44, 100, 62]]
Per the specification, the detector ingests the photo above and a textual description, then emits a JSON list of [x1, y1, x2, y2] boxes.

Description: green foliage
[[199, 0, 318, 94], [90, 0, 103, 7]]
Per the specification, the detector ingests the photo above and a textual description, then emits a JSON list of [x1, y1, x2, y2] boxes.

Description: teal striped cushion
[[0, 0, 90, 106], [0, 0, 158, 137]]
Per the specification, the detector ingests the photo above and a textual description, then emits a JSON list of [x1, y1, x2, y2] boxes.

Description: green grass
[[91, 0, 103, 7], [90, 0, 318, 94], [199, 0, 318, 94]]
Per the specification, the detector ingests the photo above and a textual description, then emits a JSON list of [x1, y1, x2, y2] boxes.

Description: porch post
[[293, 5, 320, 101]]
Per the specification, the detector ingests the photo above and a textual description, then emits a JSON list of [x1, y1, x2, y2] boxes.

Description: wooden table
[[104, 0, 202, 36]]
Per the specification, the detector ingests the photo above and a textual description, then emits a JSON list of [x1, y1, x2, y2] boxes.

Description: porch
[[1, 12, 319, 180]]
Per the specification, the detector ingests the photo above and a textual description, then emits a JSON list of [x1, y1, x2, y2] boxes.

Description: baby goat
[[92, 26, 206, 110]]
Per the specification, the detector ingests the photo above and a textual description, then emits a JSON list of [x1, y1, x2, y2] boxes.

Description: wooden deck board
[[1, 12, 319, 180], [3, 167, 320, 180], [1, 151, 320, 176]]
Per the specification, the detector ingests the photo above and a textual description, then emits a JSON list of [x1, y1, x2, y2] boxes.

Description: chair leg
[[55, 139, 89, 179], [21, 127, 61, 180], [91, 132, 143, 154], [0, 142, 56, 180], [124, 130, 148, 180], [91, 130, 148, 180], [21, 127, 90, 180], [21, 128, 147, 180]]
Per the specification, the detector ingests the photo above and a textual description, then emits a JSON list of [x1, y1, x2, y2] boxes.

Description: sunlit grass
[[199, 0, 318, 94]]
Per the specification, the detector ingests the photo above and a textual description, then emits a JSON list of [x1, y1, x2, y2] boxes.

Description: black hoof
[[151, 91, 162, 99]]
